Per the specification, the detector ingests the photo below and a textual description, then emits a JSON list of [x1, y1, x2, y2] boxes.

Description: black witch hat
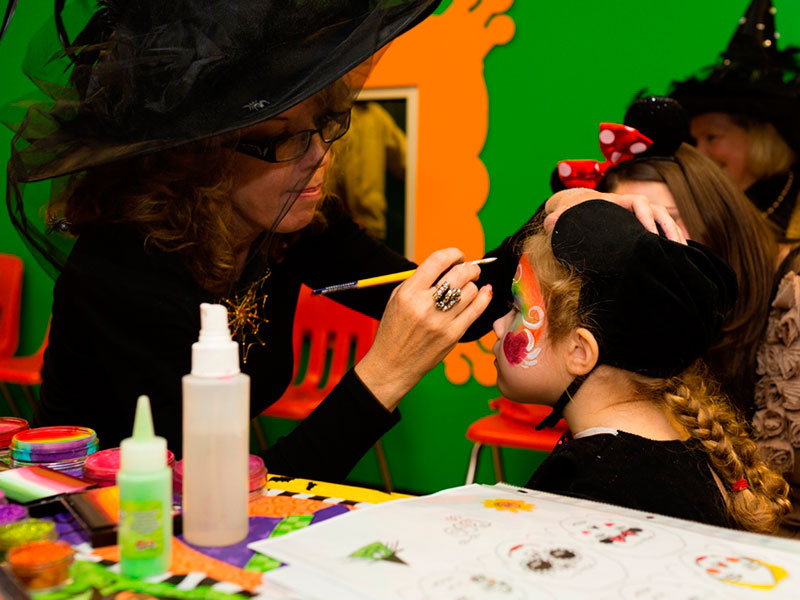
[[3, 0, 439, 275], [669, 0, 800, 148]]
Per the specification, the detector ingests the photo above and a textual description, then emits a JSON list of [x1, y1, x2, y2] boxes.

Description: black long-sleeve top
[[526, 429, 731, 528], [37, 201, 524, 481]]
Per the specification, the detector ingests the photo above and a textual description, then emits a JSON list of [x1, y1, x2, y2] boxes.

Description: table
[[10, 475, 410, 600], [11, 479, 800, 599]]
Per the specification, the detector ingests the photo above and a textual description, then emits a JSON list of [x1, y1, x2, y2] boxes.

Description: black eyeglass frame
[[235, 110, 352, 163]]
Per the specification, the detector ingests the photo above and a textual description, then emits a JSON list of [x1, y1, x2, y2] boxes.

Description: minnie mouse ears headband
[[557, 97, 690, 190]]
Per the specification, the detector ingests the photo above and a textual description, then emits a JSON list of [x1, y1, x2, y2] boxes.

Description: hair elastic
[[731, 478, 749, 492]]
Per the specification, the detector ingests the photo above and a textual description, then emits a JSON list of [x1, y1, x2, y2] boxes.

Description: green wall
[[2, 1, 798, 492]]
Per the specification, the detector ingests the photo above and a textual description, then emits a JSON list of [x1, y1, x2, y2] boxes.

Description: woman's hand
[[543, 188, 687, 245], [354, 248, 493, 411]]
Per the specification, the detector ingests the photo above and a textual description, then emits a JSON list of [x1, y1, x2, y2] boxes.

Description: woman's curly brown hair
[[57, 136, 240, 296]]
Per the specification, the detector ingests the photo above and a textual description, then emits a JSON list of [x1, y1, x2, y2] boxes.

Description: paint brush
[[311, 257, 498, 295]]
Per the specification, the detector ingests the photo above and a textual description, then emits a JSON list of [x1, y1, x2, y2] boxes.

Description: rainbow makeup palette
[[10, 426, 98, 477], [0, 466, 92, 502]]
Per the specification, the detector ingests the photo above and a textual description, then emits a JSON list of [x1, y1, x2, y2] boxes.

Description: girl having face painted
[[492, 200, 790, 534]]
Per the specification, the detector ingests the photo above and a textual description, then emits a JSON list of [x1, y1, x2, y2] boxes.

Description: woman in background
[[669, 0, 800, 241]]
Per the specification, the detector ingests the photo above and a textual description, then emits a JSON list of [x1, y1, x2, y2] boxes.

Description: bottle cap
[[191, 303, 240, 377], [119, 396, 168, 473]]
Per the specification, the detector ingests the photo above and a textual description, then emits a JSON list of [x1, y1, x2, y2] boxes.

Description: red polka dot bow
[[557, 123, 653, 190]]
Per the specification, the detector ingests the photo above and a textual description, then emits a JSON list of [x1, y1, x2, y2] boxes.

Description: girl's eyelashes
[[507, 300, 519, 313]]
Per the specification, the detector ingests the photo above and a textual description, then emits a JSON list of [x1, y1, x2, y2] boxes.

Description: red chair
[[465, 399, 568, 484], [0, 254, 24, 360], [0, 320, 50, 418], [254, 285, 394, 491]]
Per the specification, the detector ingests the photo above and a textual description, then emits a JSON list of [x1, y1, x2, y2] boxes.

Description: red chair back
[[0, 254, 24, 359], [291, 285, 378, 395]]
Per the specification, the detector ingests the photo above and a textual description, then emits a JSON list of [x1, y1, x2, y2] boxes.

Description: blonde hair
[[524, 229, 791, 534], [734, 116, 796, 180]]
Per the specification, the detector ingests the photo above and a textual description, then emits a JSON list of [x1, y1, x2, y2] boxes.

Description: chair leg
[[251, 416, 269, 453], [465, 442, 483, 484], [21, 386, 38, 415], [0, 383, 21, 418], [373, 440, 394, 494], [490, 445, 505, 483]]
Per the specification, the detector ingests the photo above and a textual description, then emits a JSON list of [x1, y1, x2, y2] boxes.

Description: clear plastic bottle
[[181, 303, 250, 546], [118, 395, 172, 577]]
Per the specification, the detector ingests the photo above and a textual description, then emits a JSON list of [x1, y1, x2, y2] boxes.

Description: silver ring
[[435, 287, 461, 311], [432, 281, 451, 304]]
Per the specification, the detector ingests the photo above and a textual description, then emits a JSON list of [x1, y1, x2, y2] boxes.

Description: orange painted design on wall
[[364, 0, 514, 386]]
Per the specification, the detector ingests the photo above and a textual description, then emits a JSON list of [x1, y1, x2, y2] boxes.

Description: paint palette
[[9, 426, 99, 478], [0, 466, 92, 502]]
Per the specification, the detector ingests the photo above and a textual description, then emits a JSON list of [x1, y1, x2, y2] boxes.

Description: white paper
[[248, 483, 800, 599]]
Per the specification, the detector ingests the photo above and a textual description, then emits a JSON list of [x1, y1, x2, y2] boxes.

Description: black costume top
[[746, 168, 800, 242], [526, 429, 730, 528], [37, 201, 520, 481]]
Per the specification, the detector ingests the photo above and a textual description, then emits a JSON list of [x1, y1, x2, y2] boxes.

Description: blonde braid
[[653, 364, 791, 534]]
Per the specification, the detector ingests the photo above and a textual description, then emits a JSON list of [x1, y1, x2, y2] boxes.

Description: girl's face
[[610, 180, 691, 240], [492, 255, 568, 403], [229, 97, 333, 242], [690, 112, 756, 190]]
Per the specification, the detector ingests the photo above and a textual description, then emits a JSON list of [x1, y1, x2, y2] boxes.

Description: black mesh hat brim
[[5, 0, 440, 277], [9, 1, 440, 183]]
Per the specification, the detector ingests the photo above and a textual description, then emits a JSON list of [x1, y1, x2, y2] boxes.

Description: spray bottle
[[118, 395, 172, 577], [182, 303, 250, 546]]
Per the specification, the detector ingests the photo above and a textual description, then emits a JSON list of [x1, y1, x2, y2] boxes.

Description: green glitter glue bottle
[[118, 395, 172, 578]]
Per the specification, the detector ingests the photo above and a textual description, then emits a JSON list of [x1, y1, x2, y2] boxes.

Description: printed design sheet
[[249, 484, 800, 599]]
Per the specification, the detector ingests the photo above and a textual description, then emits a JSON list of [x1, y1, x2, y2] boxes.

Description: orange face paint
[[502, 255, 547, 368]]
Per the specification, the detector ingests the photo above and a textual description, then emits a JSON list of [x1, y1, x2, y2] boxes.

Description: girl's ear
[[564, 327, 599, 377]]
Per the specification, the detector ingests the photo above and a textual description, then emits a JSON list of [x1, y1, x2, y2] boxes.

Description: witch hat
[[669, 0, 800, 148]]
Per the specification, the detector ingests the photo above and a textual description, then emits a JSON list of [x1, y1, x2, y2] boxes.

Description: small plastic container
[[10, 426, 99, 478], [173, 454, 267, 503], [0, 417, 29, 466], [0, 519, 57, 559], [8, 540, 74, 590], [0, 503, 28, 526], [83, 447, 176, 486]]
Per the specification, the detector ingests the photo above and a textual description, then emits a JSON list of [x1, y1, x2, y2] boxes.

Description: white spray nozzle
[[199, 303, 232, 341], [191, 303, 240, 377]]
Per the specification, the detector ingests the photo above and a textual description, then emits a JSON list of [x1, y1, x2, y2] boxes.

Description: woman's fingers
[[405, 248, 465, 290], [543, 189, 687, 245]]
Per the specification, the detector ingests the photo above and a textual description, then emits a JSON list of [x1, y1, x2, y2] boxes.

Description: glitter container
[[8, 540, 74, 590], [247, 455, 267, 501], [10, 426, 99, 477], [0, 518, 57, 559], [0, 417, 29, 467], [83, 446, 176, 486], [0, 503, 28, 526], [173, 454, 267, 503]]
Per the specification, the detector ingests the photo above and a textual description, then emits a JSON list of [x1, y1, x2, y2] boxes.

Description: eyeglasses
[[236, 110, 351, 163]]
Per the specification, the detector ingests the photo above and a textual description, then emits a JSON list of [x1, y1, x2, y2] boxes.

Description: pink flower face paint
[[502, 255, 547, 368]]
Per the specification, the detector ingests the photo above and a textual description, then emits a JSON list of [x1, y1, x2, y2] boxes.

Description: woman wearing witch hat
[[669, 0, 800, 243], [2, 0, 529, 481]]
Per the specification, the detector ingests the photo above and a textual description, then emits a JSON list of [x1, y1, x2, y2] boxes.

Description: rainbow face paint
[[10, 426, 98, 477], [502, 255, 547, 368]]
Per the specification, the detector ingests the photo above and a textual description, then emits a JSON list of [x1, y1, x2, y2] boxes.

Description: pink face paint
[[502, 255, 547, 368]]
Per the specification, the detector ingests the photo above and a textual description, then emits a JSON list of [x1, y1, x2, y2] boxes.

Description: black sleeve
[[294, 201, 538, 340], [260, 370, 400, 481]]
